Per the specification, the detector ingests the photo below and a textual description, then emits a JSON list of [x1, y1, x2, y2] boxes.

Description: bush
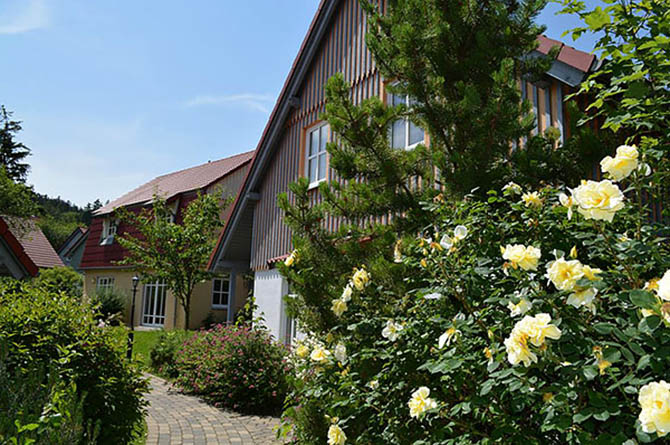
[[0, 356, 98, 445], [32, 266, 83, 298], [174, 324, 290, 415], [90, 289, 126, 325], [0, 280, 148, 445], [149, 330, 192, 378], [281, 152, 670, 443]]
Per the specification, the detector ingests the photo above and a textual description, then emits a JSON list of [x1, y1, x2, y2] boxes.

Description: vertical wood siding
[[250, 0, 578, 271]]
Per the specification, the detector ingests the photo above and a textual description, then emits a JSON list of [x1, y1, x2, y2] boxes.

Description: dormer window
[[100, 218, 118, 245]]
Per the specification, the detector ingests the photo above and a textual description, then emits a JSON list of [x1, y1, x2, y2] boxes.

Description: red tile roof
[[0, 217, 64, 274], [96, 150, 254, 215], [537, 35, 596, 73]]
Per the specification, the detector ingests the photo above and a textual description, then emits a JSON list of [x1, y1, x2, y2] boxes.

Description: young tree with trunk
[[116, 192, 225, 329]]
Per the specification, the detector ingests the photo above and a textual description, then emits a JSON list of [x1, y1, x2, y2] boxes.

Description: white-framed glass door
[[141, 280, 167, 327]]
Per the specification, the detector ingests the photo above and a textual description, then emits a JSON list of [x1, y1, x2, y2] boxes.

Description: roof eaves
[[207, 0, 339, 270]]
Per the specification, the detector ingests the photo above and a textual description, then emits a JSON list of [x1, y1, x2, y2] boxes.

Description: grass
[[132, 330, 163, 369]]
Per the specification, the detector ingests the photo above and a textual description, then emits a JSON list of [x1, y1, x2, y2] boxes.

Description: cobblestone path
[[145, 376, 281, 445]]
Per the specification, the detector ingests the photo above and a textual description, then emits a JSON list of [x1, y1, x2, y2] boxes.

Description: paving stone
[[145, 376, 282, 444]]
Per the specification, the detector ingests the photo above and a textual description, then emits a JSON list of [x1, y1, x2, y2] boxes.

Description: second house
[[80, 151, 253, 330]]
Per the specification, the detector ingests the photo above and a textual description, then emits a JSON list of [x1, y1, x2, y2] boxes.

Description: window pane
[[213, 279, 221, 292], [310, 129, 318, 157], [308, 158, 317, 182], [392, 93, 406, 107], [220, 292, 228, 306], [409, 121, 424, 146], [318, 152, 327, 181], [319, 125, 328, 153], [221, 279, 229, 293], [391, 119, 406, 149]]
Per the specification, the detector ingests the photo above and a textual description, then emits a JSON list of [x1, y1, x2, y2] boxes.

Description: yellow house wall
[[83, 268, 248, 330]]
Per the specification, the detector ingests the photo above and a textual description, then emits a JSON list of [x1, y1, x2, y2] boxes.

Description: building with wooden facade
[[80, 151, 253, 330], [207, 0, 600, 342]]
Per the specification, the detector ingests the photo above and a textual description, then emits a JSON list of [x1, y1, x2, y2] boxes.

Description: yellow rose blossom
[[408, 387, 438, 419], [567, 287, 598, 313], [503, 181, 522, 195], [543, 392, 554, 403], [507, 298, 532, 317], [310, 346, 331, 363], [295, 344, 309, 359], [420, 258, 427, 268], [327, 424, 347, 445], [334, 343, 347, 362], [505, 314, 561, 367], [437, 327, 461, 349], [522, 191, 543, 208], [598, 359, 612, 375], [559, 192, 575, 220], [582, 265, 603, 281], [351, 267, 370, 291], [484, 347, 493, 363], [331, 298, 347, 317], [368, 379, 379, 390], [657, 270, 670, 301], [600, 144, 639, 181], [645, 278, 660, 292], [638, 380, 670, 437], [571, 179, 625, 222], [502, 244, 541, 271], [284, 250, 298, 267], [341, 284, 353, 302], [546, 257, 584, 291], [382, 320, 404, 341], [393, 240, 403, 263]]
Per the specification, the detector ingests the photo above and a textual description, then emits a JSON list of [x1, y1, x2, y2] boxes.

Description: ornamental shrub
[[32, 266, 83, 298], [173, 324, 291, 415], [0, 280, 148, 445], [149, 329, 192, 378], [90, 288, 126, 325]]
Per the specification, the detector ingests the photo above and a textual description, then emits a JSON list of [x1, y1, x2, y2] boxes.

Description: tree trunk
[[183, 294, 191, 330]]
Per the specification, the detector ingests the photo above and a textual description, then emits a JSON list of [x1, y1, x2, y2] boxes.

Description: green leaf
[[593, 322, 614, 334], [629, 290, 657, 309], [584, 7, 611, 29]]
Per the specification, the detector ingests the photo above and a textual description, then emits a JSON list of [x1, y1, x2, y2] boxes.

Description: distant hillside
[[34, 194, 103, 250]]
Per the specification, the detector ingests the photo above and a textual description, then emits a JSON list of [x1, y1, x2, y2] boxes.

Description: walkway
[[145, 376, 282, 445]]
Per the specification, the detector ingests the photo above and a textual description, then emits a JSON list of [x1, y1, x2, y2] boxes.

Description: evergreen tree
[[0, 106, 31, 183]]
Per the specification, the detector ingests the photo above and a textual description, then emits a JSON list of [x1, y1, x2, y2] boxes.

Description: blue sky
[[0, 0, 601, 207]]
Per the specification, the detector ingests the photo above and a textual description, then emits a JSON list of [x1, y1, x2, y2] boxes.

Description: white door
[[141, 281, 166, 327]]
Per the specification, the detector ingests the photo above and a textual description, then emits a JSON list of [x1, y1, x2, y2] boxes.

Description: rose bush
[[281, 145, 670, 443], [173, 324, 291, 415]]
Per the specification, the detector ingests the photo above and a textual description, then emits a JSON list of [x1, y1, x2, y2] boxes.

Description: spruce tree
[[0, 106, 31, 183]]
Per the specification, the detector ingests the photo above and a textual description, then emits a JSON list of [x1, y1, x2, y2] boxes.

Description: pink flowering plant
[[173, 324, 291, 415]]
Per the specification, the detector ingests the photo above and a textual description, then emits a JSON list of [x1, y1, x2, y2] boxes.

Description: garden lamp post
[[126, 275, 140, 360]]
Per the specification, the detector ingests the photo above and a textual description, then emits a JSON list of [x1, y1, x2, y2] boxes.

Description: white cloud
[[0, 0, 49, 34], [185, 93, 275, 113]]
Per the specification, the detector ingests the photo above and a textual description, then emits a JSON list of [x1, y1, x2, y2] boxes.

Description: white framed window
[[100, 218, 118, 245], [96, 276, 115, 293], [305, 123, 329, 188], [388, 90, 424, 150], [141, 280, 167, 327], [212, 274, 231, 309]]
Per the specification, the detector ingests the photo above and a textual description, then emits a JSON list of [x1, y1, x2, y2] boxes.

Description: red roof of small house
[[536, 35, 596, 73], [0, 216, 64, 276], [95, 150, 254, 216]]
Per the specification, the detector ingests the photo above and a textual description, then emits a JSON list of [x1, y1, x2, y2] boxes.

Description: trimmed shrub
[[149, 330, 192, 378], [0, 280, 148, 445], [174, 324, 290, 415], [32, 266, 83, 297]]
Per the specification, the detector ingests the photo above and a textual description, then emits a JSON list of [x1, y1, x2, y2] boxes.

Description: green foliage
[[0, 105, 31, 183], [116, 191, 226, 328], [173, 325, 291, 416], [32, 266, 83, 298], [0, 357, 98, 445], [0, 167, 38, 219], [0, 280, 148, 445], [358, 0, 551, 196], [149, 330, 192, 378], [90, 289, 126, 325], [558, 0, 670, 207]]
